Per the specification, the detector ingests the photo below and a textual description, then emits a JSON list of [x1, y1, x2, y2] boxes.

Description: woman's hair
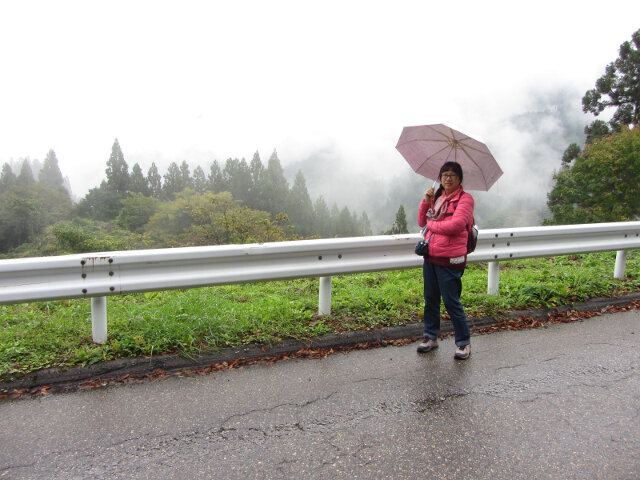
[[434, 161, 464, 200]]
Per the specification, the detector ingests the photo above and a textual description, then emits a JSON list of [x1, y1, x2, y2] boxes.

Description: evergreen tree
[[335, 206, 358, 237], [286, 170, 315, 236], [16, 158, 36, 186], [180, 161, 192, 189], [223, 158, 252, 204], [0, 183, 73, 252], [38, 149, 66, 193], [330, 203, 341, 237], [262, 150, 289, 216], [162, 162, 183, 199], [192, 165, 207, 193], [17, 160, 36, 185], [561, 143, 581, 167], [147, 162, 162, 198], [105, 139, 130, 194], [584, 119, 611, 144], [129, 163, 150, 195], [0, 163, 17, 193], [313, 196, 332, 237], [360, 211, 373, 236], [558, 29, 640, 171], [247, 151, 264, 208], [388, 205, 409, 234], [582, 29, 640, 131], [208, 160, 226, 192]]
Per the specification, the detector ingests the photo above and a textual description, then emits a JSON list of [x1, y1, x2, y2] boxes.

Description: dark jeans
[[422, 260, 470, 347]]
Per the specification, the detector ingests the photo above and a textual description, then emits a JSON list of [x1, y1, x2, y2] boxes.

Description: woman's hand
[[425, 187, 434, 200]]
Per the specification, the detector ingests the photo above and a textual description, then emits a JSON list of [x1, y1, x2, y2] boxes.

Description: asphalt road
[[1, 309, 639, 480]]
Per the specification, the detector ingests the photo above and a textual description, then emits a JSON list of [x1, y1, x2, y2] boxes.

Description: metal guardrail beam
[[1, 222, 639, 305], [1, 221, 639, 343]]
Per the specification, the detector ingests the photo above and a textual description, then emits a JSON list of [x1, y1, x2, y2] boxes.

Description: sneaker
[[454, 344, 471, 360], [417, 337, 438, 353]]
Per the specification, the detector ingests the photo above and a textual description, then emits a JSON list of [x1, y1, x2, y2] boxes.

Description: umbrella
[[395, 123, 503, 191]]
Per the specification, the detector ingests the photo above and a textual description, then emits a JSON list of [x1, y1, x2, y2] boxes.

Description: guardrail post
[[488, 260, 500, 295], [614, 250, 627, 279], [319, 276, 332, 315], [91, 296, 107, 343]]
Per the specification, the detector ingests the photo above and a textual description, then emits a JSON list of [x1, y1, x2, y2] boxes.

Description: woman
[[416, 161, 474, 359]]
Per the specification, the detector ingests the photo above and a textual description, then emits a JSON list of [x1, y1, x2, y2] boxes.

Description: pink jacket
[[417, 189, 474, 260]]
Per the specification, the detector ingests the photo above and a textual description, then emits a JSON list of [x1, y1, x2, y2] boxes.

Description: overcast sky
[[1, 1, 639, 201]]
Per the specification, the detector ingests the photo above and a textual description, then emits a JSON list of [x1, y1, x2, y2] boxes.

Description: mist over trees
[[8, 31, 636, 256], [546, 28, 640, 225], [0, 155, 73, 252], [0, 141, 379, 258]]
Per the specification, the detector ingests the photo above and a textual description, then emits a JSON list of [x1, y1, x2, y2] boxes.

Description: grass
[[1, 251, 639, 383]]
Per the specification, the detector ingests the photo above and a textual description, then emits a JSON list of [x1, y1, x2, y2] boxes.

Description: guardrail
[[1, 221, 639, 343]]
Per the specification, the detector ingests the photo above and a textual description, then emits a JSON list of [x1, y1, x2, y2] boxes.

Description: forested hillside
[[0, 142, 380, 258]]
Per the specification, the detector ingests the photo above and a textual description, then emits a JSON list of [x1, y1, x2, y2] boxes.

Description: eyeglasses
[[441, 173, 458, 179]]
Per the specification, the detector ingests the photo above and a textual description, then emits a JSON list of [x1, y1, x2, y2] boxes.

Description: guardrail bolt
[[82, 289, 87, 294], [80, 260, 85, 265], [109, 271, 114, 276], [338, 254, 342, 259], [81, 273, 87, 279], [109, 258, 114, 263], [110, 286, 115, 291], [318, 256, 323, 260]]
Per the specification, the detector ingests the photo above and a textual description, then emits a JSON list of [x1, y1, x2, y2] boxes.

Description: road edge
[[2, 292, 640, 394]]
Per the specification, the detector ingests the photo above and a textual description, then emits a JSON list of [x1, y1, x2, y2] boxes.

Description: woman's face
[[440, 169, 461, 193]]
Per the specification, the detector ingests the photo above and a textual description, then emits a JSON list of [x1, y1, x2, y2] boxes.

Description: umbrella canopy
[[396, 124, 503, 191]]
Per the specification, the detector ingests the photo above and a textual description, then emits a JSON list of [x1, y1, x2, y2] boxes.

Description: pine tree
[[247, 151, 264, 208], [17, 160, 35, 185], [38, 149, 67, 193], [287, 170, 315, 236], [208, 160, 226, 192], [162, 162, 183, 199], [105, 139, 130, 194], [129, 163, 150, 195], [313, 196, 332, 237], [180, 161, 192, 189], [147, 163, 162, 198], [382, 205, 410, 235], [262, 150, 289, 216], [582, 29, 640, 130], [0, 163, 17, 193], [360, 211, 373, 236], [223, 158, 252, 204], [192, 165, 207, 193], [336, 206, 358, 237]]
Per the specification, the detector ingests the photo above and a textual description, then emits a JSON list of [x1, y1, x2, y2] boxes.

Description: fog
[[0, 83, 597, 233], [1, 0, 637, 234], [282, 86, 588, 232]]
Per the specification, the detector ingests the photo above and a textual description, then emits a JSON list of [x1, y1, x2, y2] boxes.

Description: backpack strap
[[443, 193, 474, 228]]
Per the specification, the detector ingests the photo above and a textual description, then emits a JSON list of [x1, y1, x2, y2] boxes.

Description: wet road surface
[[1, 309, 639, 479]]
